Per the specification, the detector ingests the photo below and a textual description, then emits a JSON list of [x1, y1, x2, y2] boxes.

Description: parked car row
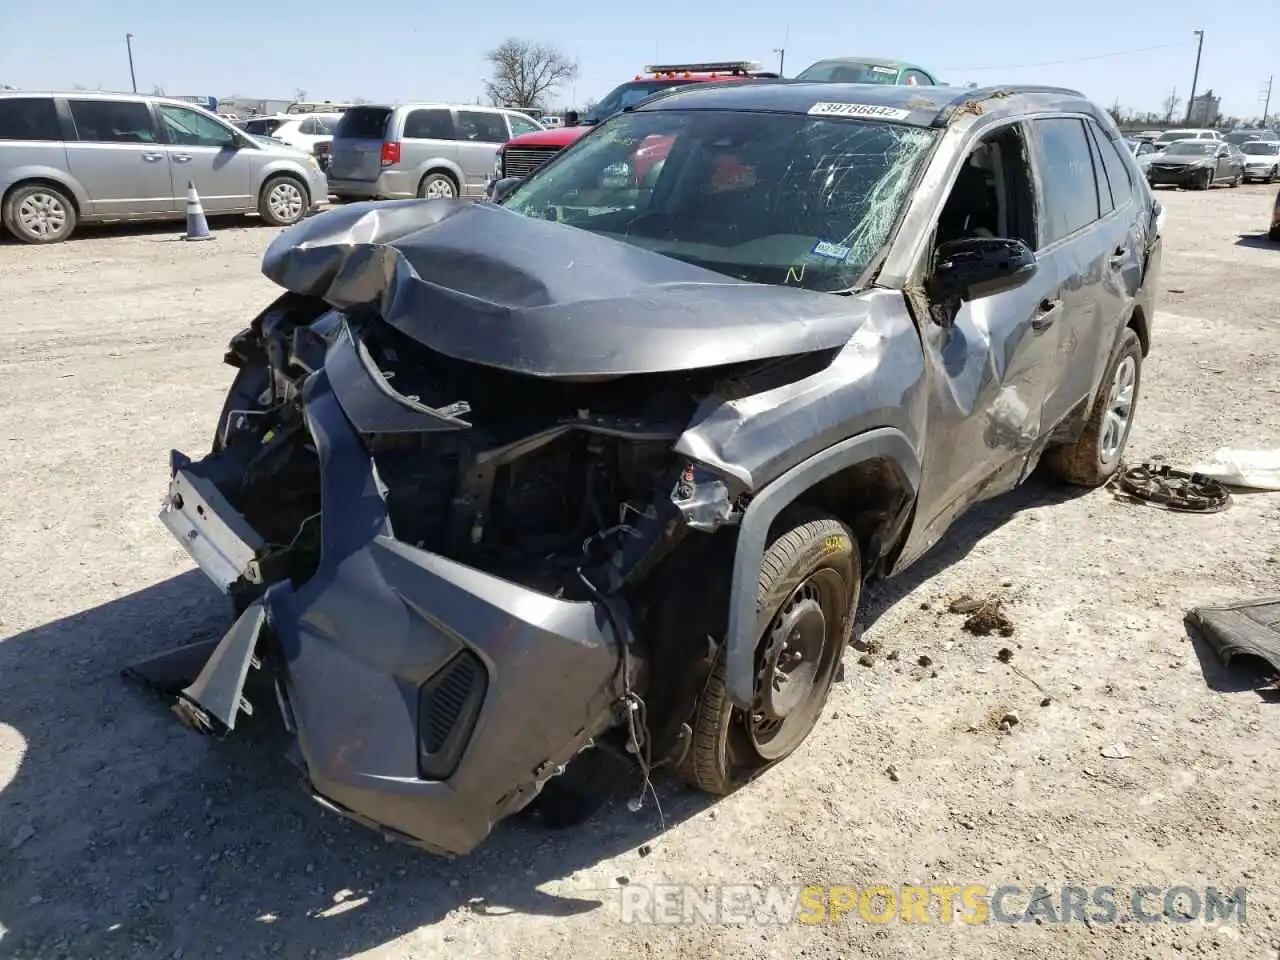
[[0, 90, 328, 243]]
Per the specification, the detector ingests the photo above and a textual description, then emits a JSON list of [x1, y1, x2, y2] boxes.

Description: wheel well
[[790, 456, 916, 576], [4, 178, 80, 216], [420, 168, 459, 194], [1128, 304, 1150, 356]]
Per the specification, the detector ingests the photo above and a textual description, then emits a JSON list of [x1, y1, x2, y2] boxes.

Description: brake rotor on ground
[[1110, 461, 1232, 513]]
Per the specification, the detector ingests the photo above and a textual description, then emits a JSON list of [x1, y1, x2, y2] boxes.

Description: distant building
[[1188, 89, 1221, 127]]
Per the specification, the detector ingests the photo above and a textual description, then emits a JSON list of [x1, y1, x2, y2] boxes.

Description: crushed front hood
[[261, 199, 864, 378]]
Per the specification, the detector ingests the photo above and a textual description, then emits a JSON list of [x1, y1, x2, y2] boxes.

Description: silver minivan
[[326, 104, 543, 201], [0, 91, 330, 244]]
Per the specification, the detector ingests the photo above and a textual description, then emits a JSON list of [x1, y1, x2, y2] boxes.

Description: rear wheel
[[1043, 327, 1143, 486], [3, 183, 77, 243], [417, 172, 457, 200], [1269, 166, 1279, 183], [678, 511, 859, 795]]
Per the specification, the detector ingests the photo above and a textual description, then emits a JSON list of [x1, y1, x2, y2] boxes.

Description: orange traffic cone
[[183, 181, 213, 241]]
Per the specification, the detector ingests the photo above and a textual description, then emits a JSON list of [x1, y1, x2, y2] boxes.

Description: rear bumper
[[158, 371, 634, 856], [325, 170, 414, 200]]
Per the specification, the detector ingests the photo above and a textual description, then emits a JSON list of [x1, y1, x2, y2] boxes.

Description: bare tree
[[1161, 91, 1181, 124], [71, 83, 87, 90], [484, 39, 578, 111], [151, 84, 167, 96], [295, 88, 308, 102]]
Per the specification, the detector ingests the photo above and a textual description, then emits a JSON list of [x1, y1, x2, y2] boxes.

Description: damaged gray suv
[[142, 81, 1162, 856]]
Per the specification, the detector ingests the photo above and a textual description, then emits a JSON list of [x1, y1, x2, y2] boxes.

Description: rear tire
[[678, 510, 859, 795], [3, 183, 77, 243], [1269, 225, 1280, 242], [417, 172, 458, 200], [1043, 327, 1143, 487], [258, 176, 309, 227]]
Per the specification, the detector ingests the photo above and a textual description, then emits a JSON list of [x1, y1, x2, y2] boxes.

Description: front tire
[[1196, 169, 1212, 190], [1044, 327, 1143, 486], [258, 176, 309, 227], [678, 511, 860, 795], [3, 183, 77, 243]]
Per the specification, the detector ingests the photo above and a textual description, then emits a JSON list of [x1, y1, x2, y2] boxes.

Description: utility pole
[[1184, 29, 1204, 125], [125, 33, 137, 93], [773, 25, 789, 77], [1262, 75, 1273, 127]]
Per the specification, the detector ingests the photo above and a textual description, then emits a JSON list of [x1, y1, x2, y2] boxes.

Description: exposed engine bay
[[213, 293, 756, 609]]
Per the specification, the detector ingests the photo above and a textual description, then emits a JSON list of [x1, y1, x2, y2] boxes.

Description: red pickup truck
[[492, 61, 776, 184]]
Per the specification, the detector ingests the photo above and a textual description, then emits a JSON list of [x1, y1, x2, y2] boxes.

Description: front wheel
[[678, 511, 859, 795], [1196, 169, 1213, 190], [1043, 327, 1143, 487], [258, 176, 308, 227]]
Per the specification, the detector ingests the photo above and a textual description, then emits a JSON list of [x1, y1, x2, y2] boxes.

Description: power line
[[938, 40, 1192, 73]]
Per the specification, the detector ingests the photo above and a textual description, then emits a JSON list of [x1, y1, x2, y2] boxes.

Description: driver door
[[156, 103, 254, 213], [895, 122, 1065, 569]]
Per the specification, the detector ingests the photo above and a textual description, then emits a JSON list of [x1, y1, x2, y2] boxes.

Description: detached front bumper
[[154, 372, 634, 856]]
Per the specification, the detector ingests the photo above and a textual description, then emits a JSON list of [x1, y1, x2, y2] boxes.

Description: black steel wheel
[[678, 510, 860, 795]]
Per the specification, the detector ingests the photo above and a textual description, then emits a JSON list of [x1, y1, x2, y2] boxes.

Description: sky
[[1, 0, 1276, 122]]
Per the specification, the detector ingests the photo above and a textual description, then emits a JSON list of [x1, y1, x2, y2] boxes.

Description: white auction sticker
[[807, 101, 912, 121]]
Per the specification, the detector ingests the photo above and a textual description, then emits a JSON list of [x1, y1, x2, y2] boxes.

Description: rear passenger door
[[1025, 117, 1117, 432], [453, 110, 509, 197], [65, 98, 173, 216], [155, 104, 255, 213], [400, 107, 458, 192]]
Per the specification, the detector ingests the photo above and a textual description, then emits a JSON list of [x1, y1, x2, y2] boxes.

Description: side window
[[934, 124, 1037, 250], [1028, 118, 1102, 246], [298, 118, 318, 136], [403, 108, 454, 140], [1085, 121, 1132, 212], [903, 69, 934, 86], [69, 99, 157, 143], [157, 105, 237, 148], [456, 110, 508, 143], [507, 113, 541, 137], [0, 97, 62, 141]]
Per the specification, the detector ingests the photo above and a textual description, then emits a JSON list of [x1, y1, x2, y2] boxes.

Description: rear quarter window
[[0, 97, 62, 141], [335, 107, 392, 140]]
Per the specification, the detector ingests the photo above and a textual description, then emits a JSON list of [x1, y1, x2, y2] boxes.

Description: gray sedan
[[1145, 139, 1245, 190]]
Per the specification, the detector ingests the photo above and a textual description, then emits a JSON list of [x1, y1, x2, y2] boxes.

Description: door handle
[[1109, 245, 1126, 268], [142, 153, 164, 162], [173, 154, 193, 163], [1031, 298, 1060, 331]]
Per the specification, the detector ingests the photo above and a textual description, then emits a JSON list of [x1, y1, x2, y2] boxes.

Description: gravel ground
[[1, 188, 1278, 960]]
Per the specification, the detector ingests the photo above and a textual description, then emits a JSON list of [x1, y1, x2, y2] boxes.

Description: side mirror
[[488, 176, 522, 204], [928, 237, 1037, 304]]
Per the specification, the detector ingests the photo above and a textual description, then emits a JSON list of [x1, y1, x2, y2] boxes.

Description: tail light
[[313, 141, 330, 156], [381, 141, 401, 166]]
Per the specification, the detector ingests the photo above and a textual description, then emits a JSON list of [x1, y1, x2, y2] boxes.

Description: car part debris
[[1190, 448, 1280, 491], [1100, 742, 1132, 759], [949, 594, 1015, 636], [1110, 461, 1231, 513], [1185, 597, 1280, 675]]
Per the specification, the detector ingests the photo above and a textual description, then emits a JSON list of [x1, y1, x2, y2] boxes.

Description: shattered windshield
[[501, 109, 936, 292]]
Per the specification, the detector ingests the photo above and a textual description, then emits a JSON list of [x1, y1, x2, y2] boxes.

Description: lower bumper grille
[[418, 651, 488, 780], [502, 146, 562, 179]]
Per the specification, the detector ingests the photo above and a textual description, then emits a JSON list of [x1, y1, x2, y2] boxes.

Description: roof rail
[[932, 84, 1088, 126]]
